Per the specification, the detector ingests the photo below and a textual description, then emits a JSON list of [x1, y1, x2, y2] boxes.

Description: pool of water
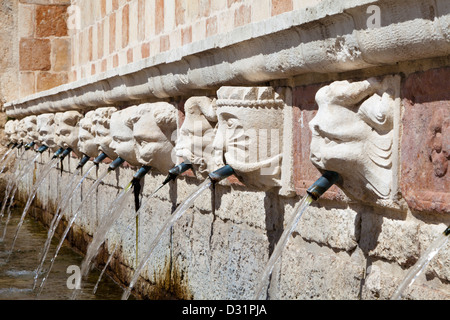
[[0, 207, 125, 300]]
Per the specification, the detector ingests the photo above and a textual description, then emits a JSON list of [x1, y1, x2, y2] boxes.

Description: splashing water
[[390, 230, 449, 300], [253, 194, 314, 300], [37, 168, 111, 295], [122, 179, 213, 300], [8, 157, 59, 257], [33, 164, 94, 289]]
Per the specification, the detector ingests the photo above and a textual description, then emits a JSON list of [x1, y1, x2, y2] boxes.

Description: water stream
[[0, 149, 17, 175], [72, 180, 168, 299], [37, 168, 111, 294], [79, 181, 133, 279], [33, 164, 94, 289], [390, 230, 449, 300], [253, 194, 314, 300], [0, 207, 123, 300], [8, 157, 59, 257], [121, 179, 213, 300]]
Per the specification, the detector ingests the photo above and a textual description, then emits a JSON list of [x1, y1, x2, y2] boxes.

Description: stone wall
[[18, 0, 71, 97], [2, 0, 450, 300]]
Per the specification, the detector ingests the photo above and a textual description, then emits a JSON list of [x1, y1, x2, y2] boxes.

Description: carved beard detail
[[309, 77, 398, 202]]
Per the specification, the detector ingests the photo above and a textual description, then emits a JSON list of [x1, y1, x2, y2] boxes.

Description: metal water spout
[[37, 145, 49, 153], [93, 152, 108, 165], [52, 147, 65, 159], [444, 226, 450, 237], [25, 142, 36, 151], [133, 165, 152, 181], [108, 157, 125, 171], [306, 171, 341, 201], [161, 162, 193, 186], [209, 165, 235, 183], [59, 148, 72, 161], [76, 154, 91, 170]]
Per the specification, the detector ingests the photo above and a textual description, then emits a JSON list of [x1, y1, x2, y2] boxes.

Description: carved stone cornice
[[4, 0, 450, 118]]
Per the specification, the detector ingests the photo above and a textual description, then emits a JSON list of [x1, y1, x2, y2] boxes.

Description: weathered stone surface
[[19, 38, 51, 71], [36, 5, 68, 38], [36, 71, 68, 92], [401, 67, 450, 214]]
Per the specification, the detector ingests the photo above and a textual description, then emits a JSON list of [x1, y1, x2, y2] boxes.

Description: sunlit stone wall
[[2, 0, 450, 300]]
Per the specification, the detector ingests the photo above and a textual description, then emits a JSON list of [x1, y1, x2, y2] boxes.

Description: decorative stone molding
[[4, 0, 449, 119], [309, 75, 401, 206], [130, 102, 178, 173], [212, 86, 294, 195], [175, 96, 218, 180]]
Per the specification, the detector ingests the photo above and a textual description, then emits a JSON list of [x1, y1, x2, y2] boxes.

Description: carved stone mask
[[24, 115, 38, 144], [212, 87, 285, 191], [92, 107, 118, 159], [78, 111, 99, 158], [131, 102, 177, 173], [309, 77, 398, 202], [37, 113, 59, 152], [17, 119, 27, 144], [5, 120, 19, 144], [109, 106, 140, 166], [175, 97, 217, 179], [56, 111, 83, 156]]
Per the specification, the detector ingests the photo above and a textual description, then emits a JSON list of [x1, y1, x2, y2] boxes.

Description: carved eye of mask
[[358, 93, 392, 132]]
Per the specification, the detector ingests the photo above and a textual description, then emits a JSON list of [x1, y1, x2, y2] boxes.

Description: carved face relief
[[17, 119, 28, 144], [56, 111, 83, 156], [109, 106, 140, 166], [212, 87, 284, 191], [53, 112, 64, 148], [309, 77, 398, 202], [37, 113, 59, 152], [175, 97, 217, 179], [428, 109, 449, 178], [5, 120, 19, 144], [92, 107, 118, 159], [24, 115, 38, 144], [131, 102, 177, 173], [78, 111, 99, 158]]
